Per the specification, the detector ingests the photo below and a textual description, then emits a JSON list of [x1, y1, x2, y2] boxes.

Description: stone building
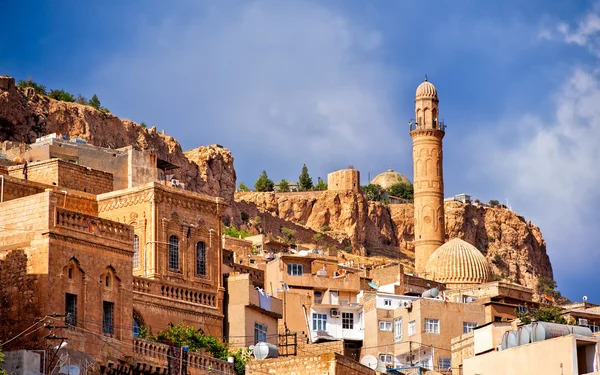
[[327, 168, 360, 192], [0, 137, 233, 373]]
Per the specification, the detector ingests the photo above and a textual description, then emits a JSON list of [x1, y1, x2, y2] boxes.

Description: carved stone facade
[[411, 79, 446, 274]]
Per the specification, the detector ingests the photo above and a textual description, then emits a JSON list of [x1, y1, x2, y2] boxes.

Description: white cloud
[[88, 1, 403, 183], [542, 2, 600, 57]]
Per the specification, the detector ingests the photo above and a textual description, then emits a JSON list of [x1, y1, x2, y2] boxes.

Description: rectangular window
[[133, 234, 139, 268], [394, 318, 402, 342], [383, 299, 392, 307], [312, 313, 327, 331], [196, 241, 207, 276], [439, 357, 452, 371], [379, 354, 393, 364], [65, 293, 77, 326], [424, 318, 440, 334], [103, 301, 114, 335], [408, 320, 416, 336], [254, 323, 267, 344], [379, 321, 392, 331], [463, 321, 478, 334], [287, 263, 304, 276], [342, 312, 354, 329]]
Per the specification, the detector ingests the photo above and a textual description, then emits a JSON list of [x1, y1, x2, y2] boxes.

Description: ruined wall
[[8, 159, 113, 194], [327, 169, 360, 192]]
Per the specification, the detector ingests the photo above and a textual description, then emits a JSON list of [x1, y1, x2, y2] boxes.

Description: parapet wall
[[8, 159, 113, 194], [327, 169, 360, 192], [246, 352, 375, 375]]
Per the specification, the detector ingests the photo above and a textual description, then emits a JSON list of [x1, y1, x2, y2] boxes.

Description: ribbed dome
[[370, 169, 412, 189], [416, 80, 438, 99], [425, 238, 491, 287]]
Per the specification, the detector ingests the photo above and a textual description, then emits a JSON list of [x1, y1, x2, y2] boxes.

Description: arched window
[[196, 241, 206, 276], [133, 235, 139, 268], [169, 235, 179, 270], [133, 316, 141, 337]]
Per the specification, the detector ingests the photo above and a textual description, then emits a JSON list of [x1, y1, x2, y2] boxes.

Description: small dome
[[370, 169, 412, 189], [425, 238, 491, 288], [416, 79, 437, 99]]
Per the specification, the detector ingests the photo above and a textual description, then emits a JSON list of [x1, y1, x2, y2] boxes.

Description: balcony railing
[[133, 338, 235, 374], [55, 208, 132, 242], [408, 119, 447, 132], [133, 276, 217, 308]]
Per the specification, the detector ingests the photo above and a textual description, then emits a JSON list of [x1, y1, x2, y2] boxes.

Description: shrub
[[75, 94, 88, 104], [492, 254, 506, 268], [320, 225, 331, 232], [492, 273, 502, 281], [48, 89, 75, 102], [489, 199, 500, 207], [238, 181, 250, 192], [314, 178, 327, 191], [281, 227, 296, 244], [387, 182, 414, 201], [223, 226, 252, 239], [487, 235, 494, 242], [17, 79, 47, 95], [344, 246, 353, 253]]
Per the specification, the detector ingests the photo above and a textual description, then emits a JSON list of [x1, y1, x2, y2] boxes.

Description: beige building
[[462, 331, 600, 375], [328, 168, 360, 192], [246, 233, 290, 255], [362, 297, 485, 372]]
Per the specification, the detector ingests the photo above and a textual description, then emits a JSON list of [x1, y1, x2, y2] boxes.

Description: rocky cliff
[[234, 191, 553, 291], [0, 76, 236, 201]]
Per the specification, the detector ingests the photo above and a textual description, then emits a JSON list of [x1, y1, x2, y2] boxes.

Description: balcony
[[283, 272, 361, 292], [247, 285, 284, 319], [133, 276, 217, 308]]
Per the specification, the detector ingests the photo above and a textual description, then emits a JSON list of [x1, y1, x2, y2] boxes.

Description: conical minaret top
[[410, 77, 446, 275]]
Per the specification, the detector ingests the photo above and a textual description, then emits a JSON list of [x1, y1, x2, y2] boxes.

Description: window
[[383, 299, 392, 307], [516, 305, 527, 314], [65, 293, 77, 326], [314, 291, 324, 304], [494, 316, 502, 322], [133, 316, 141, 337], [394, 318, 402, 342], [312, 313, 327, 331], [287, 263, 304, 276], [439, 357, 452, 371], [408, 320, 416, 336], [254, 323, 267, 344], [105, 274, 111, 288], [133, 235, 139, 268], [379, 321, 392, 331], [196, 241, 206, 276], [342, 312, 354, 329], [168, 235, 179, 270], [67, 267, 73, 280], [463, 321, 478, 334], [379, 354, 393, 364], [103, 301, 114, 335], [424, 318, 440, 334]]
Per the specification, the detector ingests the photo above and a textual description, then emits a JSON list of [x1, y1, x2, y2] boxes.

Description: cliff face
[[0, 76, 235, 200], [234, 192, 553, 290]]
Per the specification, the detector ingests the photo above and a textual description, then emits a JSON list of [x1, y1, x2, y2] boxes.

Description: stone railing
[[133, 277, 217, 308], [133, 338, 235, 374], [54, 207, 132, 242]]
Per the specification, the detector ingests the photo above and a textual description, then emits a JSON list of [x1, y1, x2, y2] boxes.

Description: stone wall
[[246, 352, 375, 375], [297, 337, 344, 356], [327, 169, 360, 192], [8, 159, 113, 194]]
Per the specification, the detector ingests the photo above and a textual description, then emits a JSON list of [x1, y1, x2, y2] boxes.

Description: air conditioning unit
[[402, 301, 413, 309], [330, 309, 340, 317], [578, 318, 589, 326]]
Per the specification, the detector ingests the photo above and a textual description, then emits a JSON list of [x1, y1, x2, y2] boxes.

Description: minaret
[[409, 77, 446, 275]]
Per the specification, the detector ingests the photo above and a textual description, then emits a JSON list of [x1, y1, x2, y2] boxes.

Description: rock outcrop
[[234, 191, 553, 291], [0, 76, 235, 200]]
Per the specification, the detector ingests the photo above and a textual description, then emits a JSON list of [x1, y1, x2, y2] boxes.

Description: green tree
[[281, 227, 296, 245], [75, 94, 88, 104], [361, 184, 384, 201], [48, 89, 75, 102], [387, 182, 414, 201], [298, 164, 313, 191], [516, 306, 569, 325], [17, 79, 47, 95], [314, 178, 327, 191], [0, 345, 6, 375], [88, 94, 102, 109], [254, 170, 275, 192], [278, 179, 290, 192], [489, 199, 500, 207], [223, 226, 252, 238], [238, 181, 250, 192]]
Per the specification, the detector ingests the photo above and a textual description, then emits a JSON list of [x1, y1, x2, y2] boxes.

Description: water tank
[[253, 342, 279, 360], [501, 330, 518, 350], [518, 324, 532, 345], [316, 269, 328, 277], [531, 322, 592, 342], [422, 288, 439, 298]]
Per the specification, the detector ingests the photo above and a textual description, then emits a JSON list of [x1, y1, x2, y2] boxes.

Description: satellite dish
[[583, 296, 588, 301], [360, 355, 378, 370], [368, 282, 379, 290], [298, 250, 308, 256]]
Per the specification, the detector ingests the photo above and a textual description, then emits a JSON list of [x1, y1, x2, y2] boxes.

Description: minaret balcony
[[409, 119, 447, 133]]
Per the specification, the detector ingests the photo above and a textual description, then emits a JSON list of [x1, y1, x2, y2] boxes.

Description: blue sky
[[2, 0, 600, 302]]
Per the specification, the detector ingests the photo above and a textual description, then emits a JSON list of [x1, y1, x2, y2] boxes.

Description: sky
[[1, 0, 599, 302]]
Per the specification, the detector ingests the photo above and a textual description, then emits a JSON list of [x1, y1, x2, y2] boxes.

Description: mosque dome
[[425, 238, 491, 288], [416, 79, 438, 99], [370, 169, 412, 189]]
